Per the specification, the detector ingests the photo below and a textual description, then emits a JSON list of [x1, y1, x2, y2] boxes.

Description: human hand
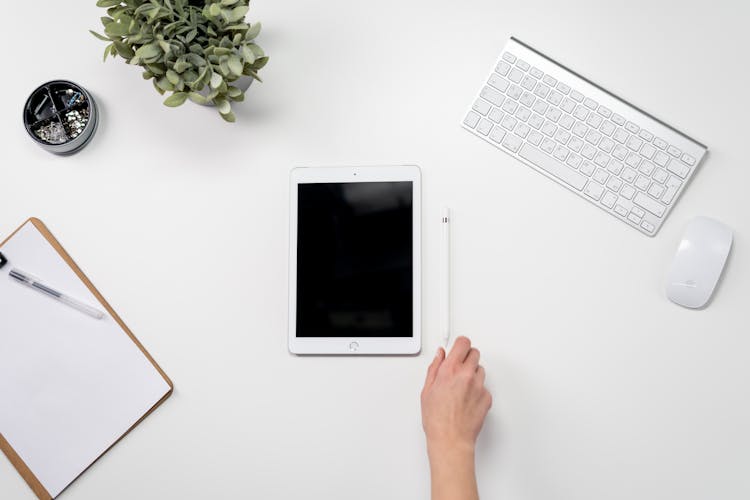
[[420, 336, 492, 457]]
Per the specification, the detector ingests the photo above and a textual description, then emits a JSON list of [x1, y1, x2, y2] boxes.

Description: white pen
[[441, 207, 451, 347], [9, 268, 105, 319]]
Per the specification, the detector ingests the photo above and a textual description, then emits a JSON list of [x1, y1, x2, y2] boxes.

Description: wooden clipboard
[[0, 218, 173, 500]]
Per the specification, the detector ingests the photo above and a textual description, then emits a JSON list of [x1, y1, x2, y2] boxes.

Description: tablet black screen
[[296, 182, 413, 338]]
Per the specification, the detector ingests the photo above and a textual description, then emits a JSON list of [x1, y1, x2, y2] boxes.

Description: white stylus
[[441, 208, 451, 347]]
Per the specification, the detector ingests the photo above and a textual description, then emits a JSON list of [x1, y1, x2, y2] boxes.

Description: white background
[[1, 1, 749, 499]]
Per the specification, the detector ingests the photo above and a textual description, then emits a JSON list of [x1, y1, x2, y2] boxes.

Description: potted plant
[[91, 0, 268, 122]]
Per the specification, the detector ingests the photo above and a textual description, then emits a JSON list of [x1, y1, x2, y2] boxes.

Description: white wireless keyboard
[[463, 37, 707, 236]]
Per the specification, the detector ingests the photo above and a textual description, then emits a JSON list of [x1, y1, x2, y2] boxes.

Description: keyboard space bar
[[518, 143, 587, 191]]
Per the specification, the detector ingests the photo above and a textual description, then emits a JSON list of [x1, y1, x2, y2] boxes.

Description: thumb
[[424, 347, 445, 388]]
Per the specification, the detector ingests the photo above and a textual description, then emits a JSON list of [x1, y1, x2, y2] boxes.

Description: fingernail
[[434, 347, 442, 359]]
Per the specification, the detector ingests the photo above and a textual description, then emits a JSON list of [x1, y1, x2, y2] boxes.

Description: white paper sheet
[[0, 221, 170, 498]]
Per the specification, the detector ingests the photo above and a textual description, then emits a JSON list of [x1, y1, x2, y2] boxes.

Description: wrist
[[427, 439, 476, 469]]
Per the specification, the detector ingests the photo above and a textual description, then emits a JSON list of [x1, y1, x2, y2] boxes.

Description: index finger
[[446, 336, 472, 364]]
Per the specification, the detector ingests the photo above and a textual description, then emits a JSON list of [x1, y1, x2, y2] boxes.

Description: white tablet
[[289, 165, 421, 355]]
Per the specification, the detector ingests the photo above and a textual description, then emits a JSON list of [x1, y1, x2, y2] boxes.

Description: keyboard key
[[541, 121, 557, 137], [516, 59, 530, 71], [518, 143, 587, 190], [612, 128, 629, 144], [611, 113, 626, 126], [614, 204, 629, 217], [464, 111, 481, 128], [653, 151, 670, 167], [502, 52, 516, 63], [527, 130, 543, 146], [560, 98, 576, 114], [640, 144, 656, 160], [502, 133, 523, 152], [567, 153, 582, 168], [631, 206, 645, 218], [572, 123, 588, 138], [554, 129, 572, 144], [652, 167, 668, 183], [667, 145, 682, 157], [585, 130, 602, 145], [586, 113, 603, 129], [545, 108, 562, 123], [594, 151, 609, 168], [480, 86, 505, 106], [515, 106, 531, 122], [682, 153, 696, 166], [488, 74, 510, 92], [625, 121, 639, 134], [534, 82, 551, 98], [640, 220, 655, 233], [556, 82, 571, 94], [580, 144, 597, 160], [639, 129, 654, 142], [622, 167, 637, 183], [607, 161, 623, 176], [558, 114, 575, 130], [600, 121, 616, 137], [514, 122, 531, 138], [583, 97, 598, 110], [528, 113, 544, 129], [489, 126, 506, 143], [570, 90, 584, 102], [488, 107, 504, 123], [521, 75, 536, 91], [495, 61, 511, 76], [625, 152, 641, 168], [508, 68, 524, 83], [648, 183, 665, 199], [633, 192, 666, 217], [601, 191, 617, 208], [626, 136, 644, 152], [473, 98, 492, 115], [532, 100, 549, 115], [501, 115, 518, 131], [598, 137, 615, 153], [620, 185, 635, 199], [579, 161, 595, 176], [547, 91, 563, 106], [584, 180, 605, 200], [667, 160, 689, 179], [476, 119, 493, 135], [542, 74, 557, 86], [519, 91, 535, 107], [639, 161, 655, 176], [627, 212, 642, 224], [653, 137, 668, 150], [612, 144, 628, 160], [540, 138, 556, 153], [568, 137, 584, 152], [593, 168, 609, 184], [502, 99, 518, 114], [634, 174, 650, 191], [606, 176, 623, 192], [507, 84, 523, 100], [597, 105, 612, 118], [530, 67, 543, 79], [662, 176, 681, 204], [573, 105, 589, 121], [552, 145, 569, 161]]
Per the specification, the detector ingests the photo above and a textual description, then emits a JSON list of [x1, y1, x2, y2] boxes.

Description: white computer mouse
[[666, 216, 733, 309]]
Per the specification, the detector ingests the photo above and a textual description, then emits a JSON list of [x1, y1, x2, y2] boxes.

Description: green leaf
[[100, 16, 113, 26], [174, 60, 191, 73], [90, 30, 110, 41], [104, 22, 129, 37], [142, 70, 154, 79], [241, 45, 256, 64], [227, 86, 242, 98], [186, 29, 198, 43], [228, 55, 243, 76], [245, 22, 261, 40], [208, 3, 221, 16], [226, 5, 249, 22], [220, 111, 236, 123], [221, 0, 240, 5], [153, 79, 165, 95], [135, 43, 160, 60], [252, 56, 269, 69], [210, 72, 223, 89], [188, 92, 209, 105], [96, 0, 122, 7], [113, 41, 135, 58], [103, 43, 113, 62], [163, 92, 189, 107], [214, 97, 231, 115], [166, 69, 181, 85]]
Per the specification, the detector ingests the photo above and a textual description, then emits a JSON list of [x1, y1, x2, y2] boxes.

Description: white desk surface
[[2, 1, 749, 499]]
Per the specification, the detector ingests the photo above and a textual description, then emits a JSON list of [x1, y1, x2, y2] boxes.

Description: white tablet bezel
[[288, 165, 421, 355]]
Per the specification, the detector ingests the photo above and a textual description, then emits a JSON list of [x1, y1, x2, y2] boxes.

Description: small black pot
[[23, 80, 99, 155]]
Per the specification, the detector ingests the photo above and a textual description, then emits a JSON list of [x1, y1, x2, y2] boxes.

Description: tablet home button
[[348, 342, 359, 352]]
